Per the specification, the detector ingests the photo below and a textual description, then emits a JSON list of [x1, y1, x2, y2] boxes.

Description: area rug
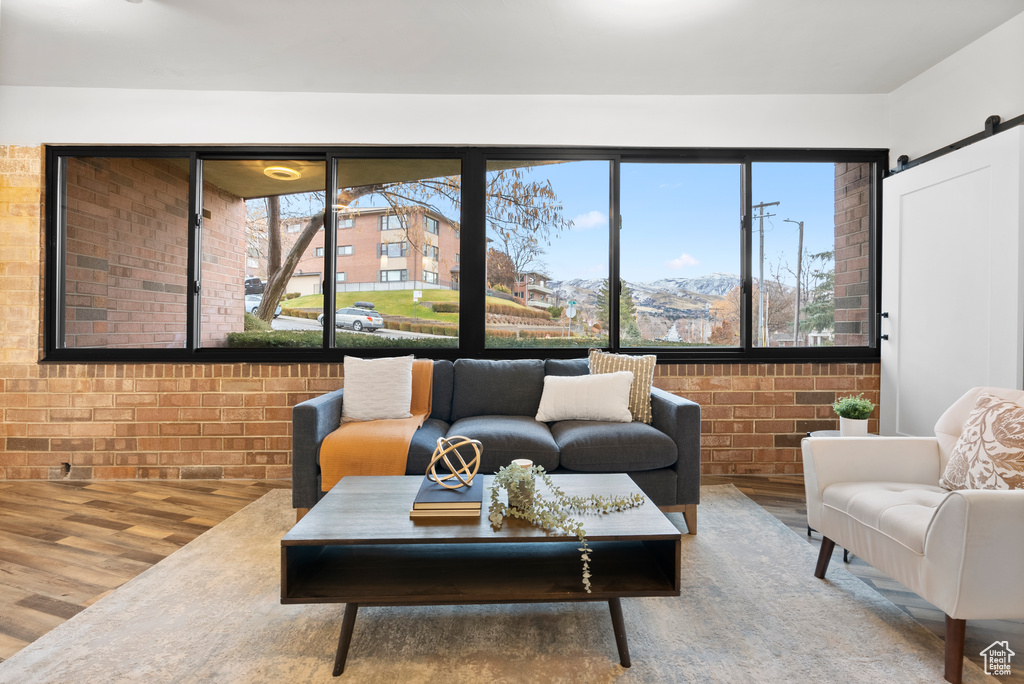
[[0, 486, 990, 683]]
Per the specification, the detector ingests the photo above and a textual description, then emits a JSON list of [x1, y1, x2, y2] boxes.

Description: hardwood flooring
[[0, 479, 288, 663], [0, 475, 1020, 681]]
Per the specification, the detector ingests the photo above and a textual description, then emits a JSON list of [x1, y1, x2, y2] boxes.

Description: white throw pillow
[[535, 371, 634, 423], [341, 355, 414, 422]]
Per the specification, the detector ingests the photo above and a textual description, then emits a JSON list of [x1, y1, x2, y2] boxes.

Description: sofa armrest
[[924, 489, 1024, 619], [650, 387, 701, 506], [292, 388, 344, 510], [802, 436, 940, 530]]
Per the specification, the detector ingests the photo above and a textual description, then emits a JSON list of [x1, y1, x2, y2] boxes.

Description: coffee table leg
[[333, 602, 359, 676], [607, 598, 631, 668]]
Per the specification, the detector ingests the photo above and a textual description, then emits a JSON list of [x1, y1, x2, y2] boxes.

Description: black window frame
[[43, 144, 886, 363]]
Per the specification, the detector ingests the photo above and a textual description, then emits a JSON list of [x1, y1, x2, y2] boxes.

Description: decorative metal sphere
[[426, 435, 482, 489]]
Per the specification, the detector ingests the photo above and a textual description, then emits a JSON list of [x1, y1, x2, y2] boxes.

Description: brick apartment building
[[284, 207, 461, 296]]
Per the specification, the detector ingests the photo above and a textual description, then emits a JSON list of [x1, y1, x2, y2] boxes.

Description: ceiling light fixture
[[264, 166, 302, 181]]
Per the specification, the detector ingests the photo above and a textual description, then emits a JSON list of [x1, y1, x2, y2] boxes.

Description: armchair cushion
[[940, 392, 1024, 490], [823, 481, 950, 554]]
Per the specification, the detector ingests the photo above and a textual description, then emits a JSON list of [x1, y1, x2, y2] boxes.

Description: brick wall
[[0, 145, 880, 480], [833, 162, 872, 346]]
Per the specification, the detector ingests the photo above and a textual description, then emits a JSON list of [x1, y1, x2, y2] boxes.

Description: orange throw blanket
[[319, 359, 433, 491]]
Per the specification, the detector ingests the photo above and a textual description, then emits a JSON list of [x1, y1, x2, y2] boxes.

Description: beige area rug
[[0, 485, 991, 683]]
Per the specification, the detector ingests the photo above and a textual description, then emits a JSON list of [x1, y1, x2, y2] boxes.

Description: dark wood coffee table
[[281, 474, 681, 675]]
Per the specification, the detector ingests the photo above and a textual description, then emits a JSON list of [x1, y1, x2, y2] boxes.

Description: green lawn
[[285, 290, 540, 323]]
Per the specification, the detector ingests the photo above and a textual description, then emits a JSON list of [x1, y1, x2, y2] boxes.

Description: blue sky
[[488, 160, 838, 287]]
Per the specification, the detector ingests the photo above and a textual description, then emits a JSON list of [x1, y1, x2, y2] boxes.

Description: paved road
[[271, 315, 449, 340]]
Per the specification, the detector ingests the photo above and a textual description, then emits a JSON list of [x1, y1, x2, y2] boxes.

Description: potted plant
[[832, 394, 875, 436]]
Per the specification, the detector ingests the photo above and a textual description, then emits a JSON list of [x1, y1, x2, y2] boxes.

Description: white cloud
[[668, 252, 699, 269], [572, 210, 607, 229]]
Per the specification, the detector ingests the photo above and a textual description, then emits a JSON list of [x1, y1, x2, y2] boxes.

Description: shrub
[[385, 321, 400, 330], [431, 325, 445, 335], [547, 306, 564, 319], [493, 283, 512, 295], [410, 324, 422, 333], [283, 292, 301, 300], [400, 322, 412, 332], [243, 312, 272, 332], [431, 302, 460, 313], [227, 330, 321, 348]]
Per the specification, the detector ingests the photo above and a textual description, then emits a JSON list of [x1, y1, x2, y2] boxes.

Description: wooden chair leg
[[682, 504, 697, 535], [944, 615, 966, 684], [814, 536, 835, 579]]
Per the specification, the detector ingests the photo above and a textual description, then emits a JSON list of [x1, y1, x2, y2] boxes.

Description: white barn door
[[880, 127, 1024, 436]]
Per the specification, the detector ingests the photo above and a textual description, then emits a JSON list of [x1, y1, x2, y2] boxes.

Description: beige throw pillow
[[341, 355, 414, 422], [535, 371, 634, 423], [588, 349, 656, 424], [940, 392, 1024, 490]]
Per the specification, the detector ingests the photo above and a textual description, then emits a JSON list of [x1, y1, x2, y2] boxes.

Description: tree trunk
[[258, 213, 325, 321], [267, 196, 281, 279]]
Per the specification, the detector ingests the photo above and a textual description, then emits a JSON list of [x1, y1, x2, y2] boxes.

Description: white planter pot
[[839, 417, 869, 437]]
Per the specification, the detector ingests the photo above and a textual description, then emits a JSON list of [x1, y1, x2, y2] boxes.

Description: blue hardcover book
[[412, 475, 483, 510]]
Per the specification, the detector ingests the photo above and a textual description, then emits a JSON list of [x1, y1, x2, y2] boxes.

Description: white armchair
[[803, 387, 1024, 684]]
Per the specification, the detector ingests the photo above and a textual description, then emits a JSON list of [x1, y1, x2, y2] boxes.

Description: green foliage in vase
[[487, 464, 645, 593], [832, 393, 875, 420]]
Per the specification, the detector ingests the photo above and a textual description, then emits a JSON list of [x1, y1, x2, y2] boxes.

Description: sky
[[489, 159, 838, 287]]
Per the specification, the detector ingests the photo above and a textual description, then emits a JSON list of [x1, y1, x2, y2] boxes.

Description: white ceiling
[[1, 0, 1022, 96]]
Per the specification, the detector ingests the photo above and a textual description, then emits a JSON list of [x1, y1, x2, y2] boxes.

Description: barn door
[[880, 127, 1024, 436]]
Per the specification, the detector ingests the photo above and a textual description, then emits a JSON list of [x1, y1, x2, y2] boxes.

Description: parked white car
[[317, 304, 383, 332], [244, 294, 281, 318]]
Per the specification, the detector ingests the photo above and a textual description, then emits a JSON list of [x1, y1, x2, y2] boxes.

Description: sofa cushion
[[450, 359, 545, 421], [545, 358, 589, 377], [822, 481, 951, 554], [405, 418, 453, 475], [446, 415, 560, 472], [429, 360, 454, 423], [341, 355, 413, 422], [551, 420, 677, 473]]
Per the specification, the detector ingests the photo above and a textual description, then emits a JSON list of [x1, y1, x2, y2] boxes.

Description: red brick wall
[[198, 179, 248, 347], [833, 162, 872, 346], [0, 145, 880, 480]]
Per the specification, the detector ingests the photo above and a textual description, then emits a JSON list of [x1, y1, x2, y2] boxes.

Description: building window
[[378, 242, 408, 258], [336, 272, 347, 282], [379, 215, 404, 231], [423, 244, 439, 260], [424, 216, 439, 235], [338, 217, 354, 229], [379, 269, 408, 282], [455, 253, 460, 263], [315, 247, 324, 257], [424, 271, 439, 284], [286, 223, 301, 233], [337, 245, 353, 256]]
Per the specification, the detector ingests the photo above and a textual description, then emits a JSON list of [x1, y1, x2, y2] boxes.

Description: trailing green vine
[[487, 464, 646, 593]]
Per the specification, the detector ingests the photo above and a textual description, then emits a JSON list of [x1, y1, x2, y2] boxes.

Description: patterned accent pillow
[[587, 349, 656, 424], [940, 393, 1024, 490]]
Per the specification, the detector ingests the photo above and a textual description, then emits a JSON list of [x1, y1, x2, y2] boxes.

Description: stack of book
[[409, 475, 483, 519]]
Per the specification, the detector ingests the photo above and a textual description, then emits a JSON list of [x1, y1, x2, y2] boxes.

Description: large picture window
[[45, 146, 883, 362]]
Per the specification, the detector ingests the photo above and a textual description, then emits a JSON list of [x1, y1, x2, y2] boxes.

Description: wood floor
[[0, 479, 288, 663], [0, 476, 1020, 681]]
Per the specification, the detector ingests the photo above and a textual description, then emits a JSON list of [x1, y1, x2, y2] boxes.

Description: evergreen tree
[[597, 279, 641, 342]]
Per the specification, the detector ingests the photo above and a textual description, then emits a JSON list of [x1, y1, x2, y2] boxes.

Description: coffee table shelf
[[282, 474, 682, 675]]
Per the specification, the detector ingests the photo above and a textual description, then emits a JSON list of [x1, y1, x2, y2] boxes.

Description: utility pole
[[752, 201, 779, 346], [784, 218, 804, 347]]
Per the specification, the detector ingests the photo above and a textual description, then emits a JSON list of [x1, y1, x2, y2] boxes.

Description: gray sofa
[[292, 358, 701, 532]]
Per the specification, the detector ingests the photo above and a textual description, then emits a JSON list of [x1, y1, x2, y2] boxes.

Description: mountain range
[[551, 273, 740, 318]]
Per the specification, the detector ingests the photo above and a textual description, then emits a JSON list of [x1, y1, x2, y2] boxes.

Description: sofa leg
[[944, 615, 966, 684], [814, 537, 835, 579], [682, 504, 697, 535]]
